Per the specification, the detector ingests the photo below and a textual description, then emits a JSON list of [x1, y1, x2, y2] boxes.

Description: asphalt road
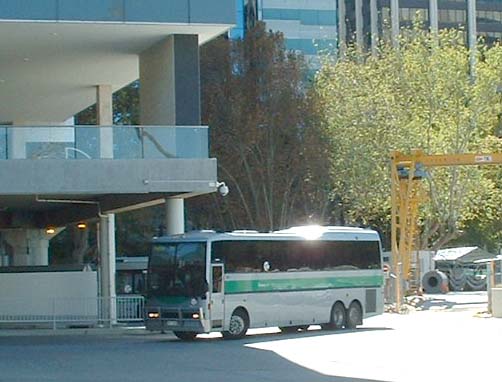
[[0, 292, 500, 382]]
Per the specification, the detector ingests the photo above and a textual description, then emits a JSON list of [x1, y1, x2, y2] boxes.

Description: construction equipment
[[390, 149, 502, 311]]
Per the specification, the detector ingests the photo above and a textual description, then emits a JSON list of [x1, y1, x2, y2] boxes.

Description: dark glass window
[[148, 242, 207, 297], [211, 240, 381, 273]]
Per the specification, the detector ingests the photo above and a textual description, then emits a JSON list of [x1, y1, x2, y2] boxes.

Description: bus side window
[[212, 266, 223, 293]]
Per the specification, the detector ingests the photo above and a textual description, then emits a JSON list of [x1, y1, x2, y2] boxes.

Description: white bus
[[145, 225, 384, 340]]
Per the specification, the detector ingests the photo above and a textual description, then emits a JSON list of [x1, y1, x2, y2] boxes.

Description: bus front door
[[210, 263, 225, 330]]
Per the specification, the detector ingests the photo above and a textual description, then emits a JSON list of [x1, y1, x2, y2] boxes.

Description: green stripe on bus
[[225, 275, 384, 294]]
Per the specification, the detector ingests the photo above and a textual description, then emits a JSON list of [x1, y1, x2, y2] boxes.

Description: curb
[[0, 326, 150, 337]]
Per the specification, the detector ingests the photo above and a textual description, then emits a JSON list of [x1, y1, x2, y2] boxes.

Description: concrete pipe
[[422, 270, 449, 294]]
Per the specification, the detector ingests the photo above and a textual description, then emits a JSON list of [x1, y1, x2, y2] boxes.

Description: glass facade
[[476, 0, 502, 44], [229, 0, 258, 39], [285, 38, 337, 55], [239, 1, 502, 63], [262, 8, 337, 25], [0, 0, 236, 25], [229, 0, 246, 39], [259, 0, 338, 66], [377, 0, 502, 47]]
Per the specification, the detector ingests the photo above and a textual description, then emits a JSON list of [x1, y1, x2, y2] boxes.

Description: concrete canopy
[[0, 21, 229, 124]]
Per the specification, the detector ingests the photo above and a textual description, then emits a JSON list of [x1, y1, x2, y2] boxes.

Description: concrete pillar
[[99, 214, 117, 324], [139, 34, 200, 126], [96, 84, 116, 323], [165, 198, 185, 235], [370, 0, 378, 56], [467, 0, 477, 79], [27, 230, 49, 266], [140, 34, 200, 235], [390, 0, 400, 49], [1, 229, 49, 266], [429, 0, 439, 36], [96, 84, 113, 159], [0, 238, 7, 266], [355, 0, 363, 49], [338, 0, 346, 55]]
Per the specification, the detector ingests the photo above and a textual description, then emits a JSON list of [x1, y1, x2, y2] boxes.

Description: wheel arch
[[330, 300, 346, 316], [231, 306, 250, 326], [350, 299, 363, 314]]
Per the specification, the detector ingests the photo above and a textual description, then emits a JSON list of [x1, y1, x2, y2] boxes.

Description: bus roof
[[152, 225, 380, 243]]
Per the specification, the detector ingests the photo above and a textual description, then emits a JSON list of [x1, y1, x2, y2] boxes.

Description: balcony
[[0, 125, 217, 228], [0, 125, 209, 160]]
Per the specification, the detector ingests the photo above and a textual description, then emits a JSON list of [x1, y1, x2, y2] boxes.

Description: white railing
[[0, 296, 144, 329]]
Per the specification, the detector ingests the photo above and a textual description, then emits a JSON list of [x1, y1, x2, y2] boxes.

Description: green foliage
[[315, 27, 502, 250]]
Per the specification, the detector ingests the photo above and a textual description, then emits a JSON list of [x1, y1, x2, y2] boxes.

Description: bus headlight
[[148, 312, 160, 319], [192, 313, 200, 319]]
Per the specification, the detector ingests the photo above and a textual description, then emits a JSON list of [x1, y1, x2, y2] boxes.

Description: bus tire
[[323, 302, 346, 330], [173, 331, 198, 341], [346, 301, 363, 329], [222, 309, 249, 340]]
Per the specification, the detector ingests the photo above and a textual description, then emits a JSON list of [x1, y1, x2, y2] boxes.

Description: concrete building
[[0, 0, 235, 305]]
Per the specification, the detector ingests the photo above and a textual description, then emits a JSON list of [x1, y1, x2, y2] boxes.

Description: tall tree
[[189, 22, 329, 231], [315, 27, 502, 250]]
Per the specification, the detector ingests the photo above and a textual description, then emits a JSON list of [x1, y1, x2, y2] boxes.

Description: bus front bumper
[[146, 318, 206, 332], [145, 308, 209, 333]]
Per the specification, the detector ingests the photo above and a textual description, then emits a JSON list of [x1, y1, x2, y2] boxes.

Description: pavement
[[0, 291, 501, 382]]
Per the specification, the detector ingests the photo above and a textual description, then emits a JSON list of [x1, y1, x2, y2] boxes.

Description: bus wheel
[[346, 301, 363, 329], [173, 331, 197, 341], [323, 302, 346, 330], [222, 309, 249, 340]]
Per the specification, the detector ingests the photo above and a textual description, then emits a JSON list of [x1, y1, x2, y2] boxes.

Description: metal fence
[[0, 296, 144, 329]]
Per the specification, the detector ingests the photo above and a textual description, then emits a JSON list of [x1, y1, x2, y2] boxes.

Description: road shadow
[[0, 328, 394, 382]]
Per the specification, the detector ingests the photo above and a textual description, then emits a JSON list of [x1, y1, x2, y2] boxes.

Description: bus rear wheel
[[222, 309, 249, 340], [323, 302, 346, 330], [173, 331, 198, 341], [346, 301, 363, 329]]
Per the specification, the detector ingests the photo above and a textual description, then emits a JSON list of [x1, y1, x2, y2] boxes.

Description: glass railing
[[0, 125, 209, 160]]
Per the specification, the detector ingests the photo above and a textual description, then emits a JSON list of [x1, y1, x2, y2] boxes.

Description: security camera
[[217, 182, 229, 197]]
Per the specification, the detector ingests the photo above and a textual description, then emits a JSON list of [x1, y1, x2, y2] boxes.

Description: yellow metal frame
[[390, 149, 502, 310]]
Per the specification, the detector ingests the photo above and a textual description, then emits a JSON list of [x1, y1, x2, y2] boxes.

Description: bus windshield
[[148, 242, 207, 298]]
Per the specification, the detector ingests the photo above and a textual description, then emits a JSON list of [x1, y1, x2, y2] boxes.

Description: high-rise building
[[258, 0, 338, 66], [242, 1, 502, 64], [229, 0, 259, 39], [344, 0, 502, 51]]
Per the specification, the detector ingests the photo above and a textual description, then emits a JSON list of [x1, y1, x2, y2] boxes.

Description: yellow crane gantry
[[391, 149, 502, 311]]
